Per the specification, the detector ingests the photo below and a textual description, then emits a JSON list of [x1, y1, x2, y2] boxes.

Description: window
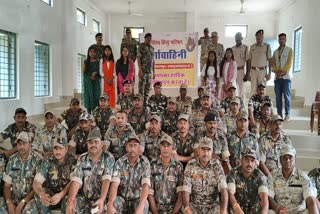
[[76, 54, 86, 93], [293, 27, 302, 73], [0, 29, 16, 99], [40, 0, 52, 6], [123, 27, 144, 40], [225, 25, 248, 38], [76, 8, 86, 25], [93, 19, 100, 33], [34, 41, 50, 97]]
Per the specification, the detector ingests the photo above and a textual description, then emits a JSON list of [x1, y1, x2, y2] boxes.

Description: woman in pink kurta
[[116, 46, 135, 95]]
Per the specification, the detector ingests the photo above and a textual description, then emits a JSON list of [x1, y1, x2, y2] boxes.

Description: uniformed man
[[222, 98, 241, 135], [176, 83, 193, 115], [308, 168, 320, 200], [32, 111, 67, 157], [147, 81, 168, 116], [245, 29, 272, 95], [161, 97, 180, 135], [140, 115, 169, 161], [227, 149, 268, 214], [199, 27, 212, 70], [171, 114, 196, 167], [116, 80, 134, 112], [232, 32, 249, 100], [272, 33, 293, 121], [137, 33, 155, 105], [107, 135, 150, 214], [92, 33, 106, 61], [57, 97, 85, 140], [228, 111, 259, 168], [33, 137, 77, 213], [259, 115, 292, 176], [208, 31, 225, 64], [0, 152, 5, 198], [92, 94, 116, 137], [183, 137, 228, 214], [69, 112, 100, 155], [1, 132, 42, 213], [104, 110, 135, 160], [0, 108, 37, 159], [121, 28, 139, 62], [219, 83, 245, 115], [127, 94, 151, 135], [251, 101, 272, 137], [268, 145, 319, 213], [66, 129, 115, 214], [148, 135, 184, 214], [192, 86, 205, 111]]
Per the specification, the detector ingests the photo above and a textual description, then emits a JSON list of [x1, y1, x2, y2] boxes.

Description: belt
[[251, 66, 266, 70], [237, 66, 244, 70]]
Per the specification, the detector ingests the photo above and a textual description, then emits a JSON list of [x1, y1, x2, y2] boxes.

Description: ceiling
[[88, 0, 293, 15]]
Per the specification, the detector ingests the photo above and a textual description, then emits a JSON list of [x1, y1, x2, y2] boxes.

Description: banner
[[140, 32, 198, 87]]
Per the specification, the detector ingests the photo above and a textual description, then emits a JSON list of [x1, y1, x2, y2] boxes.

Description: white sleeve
[[201, 64, 206, 77], [231, 61, 238, 83], [99, 59, 104, 77]]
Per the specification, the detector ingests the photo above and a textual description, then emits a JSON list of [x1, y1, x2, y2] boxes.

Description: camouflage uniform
[[92, 106, 115, 137], [227, 166, 268, 213], [269, 167, 317, 213], [1, 150, 42, 213], [59, 108, 85, 131], [176, 96, 192, 115], [34, 152, 77, 212], [201, 131, 230, 161], [32, 123, 67, 152], [0, 153, 6, 197], [199, 36, 212, 69], [92, 44, 106, 61], [137, 42, 155, 103], [117, 93, 134, 111], [104, 123, 135, 160], [140, 130, 169, 161], [127, 108, 151, 135], [227, 131, 259, 168], [147, 94, 168, 116], [259, 132, 292, 173], [149, 158, 184, 213], [208, 43, 225, 64], [121, 37, 139, 62], [161, 110, 180, 135], [222, 112, 239, 135], [248, 95, 273, 120], [220, 96, 245, 114], [192, 97, 201, 111], [171, 131, 196, 168], [183, 158, 227, 213], [70, 126, 100, 155], [251, 117, 271, 137], [111, 154, 151, 214], [71, 151, 115, 213], [308, 168, 320, 199]]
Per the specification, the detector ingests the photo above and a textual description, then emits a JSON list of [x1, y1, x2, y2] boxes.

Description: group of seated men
[[0, 79, 319, 214]]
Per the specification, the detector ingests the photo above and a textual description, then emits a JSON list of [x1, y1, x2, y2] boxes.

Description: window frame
[[293, 26, 302, 73], [123, 26, 145, 40], [40, 0, 53, 6], [92, 19, 101, 33], [225, 24, 248, 38], [76, 8, 86, 26], [76, 54, 86, 93], [34, 41, 50, 97]]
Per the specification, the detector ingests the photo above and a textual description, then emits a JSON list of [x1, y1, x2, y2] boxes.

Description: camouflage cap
[[15, 107, 27, 115], [160, 135, 173, 145], [53, 137, 68, 148], [87, 129, 102, 142], [100, 94, 109, 100], [204, 27, 209, 32], [178, 113, 189, 121], [230, 98, 240, 105], [79, 112, 91, 121], [180, 83, 188, 89], [237, 111, 248, 120], [149, 114, 161, 122], [201, 91, 210, 99], [167, 97, 176, 104], [70, 97, 80, 105], [127, 134, 141, 144], [204, 111, 219, 122], [16, 131, 29, 144], [280, 144, 296, 157], [198, 86, 205, 91], [242, 148, 257, 159], [211, 31, 218, 37], [44, 110, 55, 117], [261, 101, 271, 107], [257, 83, 266, 88], [133, 93, 143, 100], [199, 137, 213, 150], [226, 83, 237, 91], [270, 115, 284, 123]]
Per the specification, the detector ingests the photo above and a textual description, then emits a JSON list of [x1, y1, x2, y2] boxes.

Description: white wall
[[278, 0, 320, 105]]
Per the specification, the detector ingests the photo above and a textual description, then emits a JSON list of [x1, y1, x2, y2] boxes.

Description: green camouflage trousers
[[112, 196, 149, 214], [0, 197, 39, 214], [34, 189, 67, 213], [138, 73, 152, 105], [74, 194, 105, 214], [190, 202, 220, 214]]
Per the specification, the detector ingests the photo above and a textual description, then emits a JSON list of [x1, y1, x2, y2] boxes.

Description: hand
[[107, 203, 116, 214], [183, 208, 192, 214], [234, 205, 245, 214], [50, 192, 63, 205], [66, 201, 76, 214], [138, 70, 143, 78], [91, 72, 97, 80], [7, 202, 16, 214], [40, 192, 51, 206], [15, 201, 25, 214], [134, 204, 144, 214], [265, 73, 271, 81], [93, 198, 104, 214], [243, 74, 251, 82], [249, 118, 255, 127], [0, 149, 10, 158]]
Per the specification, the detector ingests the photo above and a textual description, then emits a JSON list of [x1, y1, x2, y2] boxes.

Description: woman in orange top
[[99, 45, 116, 107]]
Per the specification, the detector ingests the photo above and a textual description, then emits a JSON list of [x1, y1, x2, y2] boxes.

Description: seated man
[[33, 137, 77, 213], [222, 98, 241, 136], [176, 83, 192, 115], [219, 83, 245, 115], [107, 134, 150, 214], [1, 132, 42, 213], [161, 97, 180, 135], [251, 101, 272, 137], [192, 86, 205, 111], [66, 129, 115, 214], [147, 81, 167, 116], [269, 145, 319, 213], [116, 80, 134, 112]]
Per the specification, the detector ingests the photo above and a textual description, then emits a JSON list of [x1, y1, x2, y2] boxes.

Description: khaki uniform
[[199, 36, 212, 70]]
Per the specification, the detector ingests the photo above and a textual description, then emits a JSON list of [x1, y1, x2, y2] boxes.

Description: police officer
[[92, 94, 116, 137], [116, 80, 134, 112], [32, 111, 67, 157], [33, 137, 77, 213], [227, 149, 268, 213], [67, 129, 115, 214], [176, 83, 192, 115], [137, 33, 155, 105], [127, 94, 151, 135], [161, 97, 180, 135], [107, 134, 150, 214], [121, 28, 139, 62], [199, 27, 212, 70], [1, 132, 42, 213], [147, 81, 168, 116], [183, 137, 228, 214], [104, 110, 135, 160], [148, 135, 184, 213]]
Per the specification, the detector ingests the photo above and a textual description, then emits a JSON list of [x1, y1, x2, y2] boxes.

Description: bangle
[[232, 202, 240, 209]]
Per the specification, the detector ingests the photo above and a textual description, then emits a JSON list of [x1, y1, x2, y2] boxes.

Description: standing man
[[245, 29, 272, 95], [199, 27, 212, 70], [66, 129, 115, 214], [161, 97, 180, 135], [227, 149, 269, 214], [107, 135, 150, 214], [209, 31, 225, 64], [272, 33, 293, 121], [121, 28, 139, 62], [92, 33, 106, 61], [232, 32, 249, 100], [147, 81, 168, 116], [137, 33, 155, 105], [116, 80, 134, 112], [183, 137, 228, 214], [176, 83, 193, 115]]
